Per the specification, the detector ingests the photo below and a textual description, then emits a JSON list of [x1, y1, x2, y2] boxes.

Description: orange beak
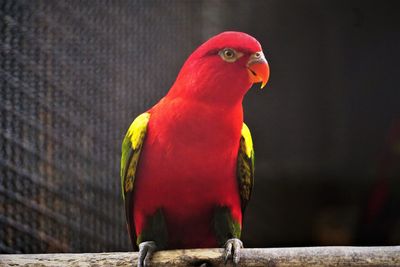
[[247, 54, 270, 89]]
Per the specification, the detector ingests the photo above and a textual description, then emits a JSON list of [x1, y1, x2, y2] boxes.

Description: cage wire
[[0, 0, 204, 253]]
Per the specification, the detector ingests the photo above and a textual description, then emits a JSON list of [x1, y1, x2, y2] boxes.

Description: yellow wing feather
[[241, 123, 253, 158], [120, 112, 150, 199]]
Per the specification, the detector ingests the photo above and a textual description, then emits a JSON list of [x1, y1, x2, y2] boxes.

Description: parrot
[[120, 31, 269, 266]]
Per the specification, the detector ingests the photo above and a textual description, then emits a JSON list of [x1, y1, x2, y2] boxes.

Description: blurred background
[[1, 0, 399, 253]]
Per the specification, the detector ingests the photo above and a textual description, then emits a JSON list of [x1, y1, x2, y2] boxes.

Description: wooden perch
[[0, 246, 399, 266]]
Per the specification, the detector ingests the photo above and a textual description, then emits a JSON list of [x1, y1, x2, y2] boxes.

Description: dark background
[[1, 0, 399, 253]]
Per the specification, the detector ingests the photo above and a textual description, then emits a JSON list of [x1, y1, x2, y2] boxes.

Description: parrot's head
[[169, 31, 270, 104]]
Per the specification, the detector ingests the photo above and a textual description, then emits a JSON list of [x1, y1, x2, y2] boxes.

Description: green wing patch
[[213, 206, 242, 246], [237, 122, 255, 213], [120, 112, 150, 249]]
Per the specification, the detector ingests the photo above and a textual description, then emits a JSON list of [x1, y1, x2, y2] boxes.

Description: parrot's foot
[[137, 241, 157, 267], [224, 238, 243, 265]]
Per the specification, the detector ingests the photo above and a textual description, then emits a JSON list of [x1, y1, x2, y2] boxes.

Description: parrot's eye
[[224, 49, 234, 58], [219, 48, 242, 63]]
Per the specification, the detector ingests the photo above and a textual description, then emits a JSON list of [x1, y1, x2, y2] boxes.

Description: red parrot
[[121, 31, 269, 266]]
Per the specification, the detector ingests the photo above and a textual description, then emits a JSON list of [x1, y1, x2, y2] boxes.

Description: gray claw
[[224, 238, 243, 265], [138, 241, 157, 267]]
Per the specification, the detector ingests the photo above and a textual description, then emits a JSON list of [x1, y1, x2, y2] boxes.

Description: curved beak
[[247, 52, 270, 89]]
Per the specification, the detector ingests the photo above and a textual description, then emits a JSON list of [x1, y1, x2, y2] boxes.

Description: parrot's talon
[[224, 238, 243, 265], [138, 241, 157, 267]]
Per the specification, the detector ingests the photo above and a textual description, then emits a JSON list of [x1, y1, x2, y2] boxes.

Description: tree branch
[[1, 246, 399, 266]]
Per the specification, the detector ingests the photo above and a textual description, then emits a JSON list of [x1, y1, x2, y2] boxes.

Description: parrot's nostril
[[249, 68, 257, 76]]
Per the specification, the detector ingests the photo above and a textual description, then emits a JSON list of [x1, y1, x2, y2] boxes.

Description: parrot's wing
[[237, 122, 255, 213], [120, 112, 150, 250]]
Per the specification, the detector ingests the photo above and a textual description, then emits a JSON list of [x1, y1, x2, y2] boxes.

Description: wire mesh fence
[[2, 0, 399, 255], [0, 0, 203, 253]]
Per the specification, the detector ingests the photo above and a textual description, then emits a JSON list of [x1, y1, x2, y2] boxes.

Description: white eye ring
[[219, 48, 240, 63]]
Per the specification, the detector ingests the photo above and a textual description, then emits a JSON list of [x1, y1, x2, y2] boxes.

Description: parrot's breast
[[133, 97, 243, 248]]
